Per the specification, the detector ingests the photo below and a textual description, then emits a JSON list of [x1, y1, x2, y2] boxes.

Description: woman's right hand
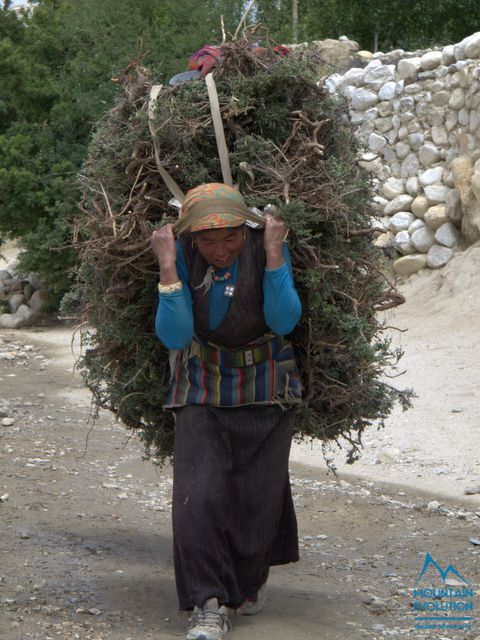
[[151, 224, 177, 268]]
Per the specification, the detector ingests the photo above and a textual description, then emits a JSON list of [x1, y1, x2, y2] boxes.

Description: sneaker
[[236, 583, 267, 616], [186, 598, 231, 640]]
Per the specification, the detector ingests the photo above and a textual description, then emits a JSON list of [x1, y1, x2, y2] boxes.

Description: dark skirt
[[172, 404, 299, 610]]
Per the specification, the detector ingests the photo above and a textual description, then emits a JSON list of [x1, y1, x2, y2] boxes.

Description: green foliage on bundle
[[71, 41, 412, 464]]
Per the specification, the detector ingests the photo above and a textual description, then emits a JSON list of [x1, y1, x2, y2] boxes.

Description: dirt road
[[1, 327, 479, 640]]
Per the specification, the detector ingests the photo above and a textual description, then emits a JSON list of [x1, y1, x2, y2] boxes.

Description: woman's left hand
[[264, 215, 287, 269]]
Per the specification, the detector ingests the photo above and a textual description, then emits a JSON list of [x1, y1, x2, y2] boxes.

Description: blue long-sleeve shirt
[[155, 241, 301, 350]]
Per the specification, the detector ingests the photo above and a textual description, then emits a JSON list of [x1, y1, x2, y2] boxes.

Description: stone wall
[[325, 32, 480, 276]]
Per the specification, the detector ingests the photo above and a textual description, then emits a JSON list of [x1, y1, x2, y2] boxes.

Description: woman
[[151, 182, 303, 640]]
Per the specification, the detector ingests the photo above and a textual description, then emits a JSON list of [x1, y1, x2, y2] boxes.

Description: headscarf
[[179, 183, 250, 233]]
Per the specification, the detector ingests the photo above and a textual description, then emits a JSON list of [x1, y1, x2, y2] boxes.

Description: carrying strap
[[148, 85, 185, 204]]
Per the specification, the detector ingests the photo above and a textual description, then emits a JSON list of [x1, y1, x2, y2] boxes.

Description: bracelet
[[158, 281, 183, 294]]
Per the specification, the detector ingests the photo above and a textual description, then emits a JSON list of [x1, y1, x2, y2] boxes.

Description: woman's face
[[194, 226, 245, 269]]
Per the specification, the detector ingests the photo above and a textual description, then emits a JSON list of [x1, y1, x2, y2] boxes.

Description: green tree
[[0, 0, 244, 298]]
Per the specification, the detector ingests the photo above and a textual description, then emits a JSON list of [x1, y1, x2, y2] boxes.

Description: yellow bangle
[[158, 281, 183, 294]]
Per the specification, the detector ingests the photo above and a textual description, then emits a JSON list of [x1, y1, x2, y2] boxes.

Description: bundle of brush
[[70, 33, 412, 464]]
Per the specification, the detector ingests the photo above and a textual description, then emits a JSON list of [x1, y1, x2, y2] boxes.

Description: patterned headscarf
[[180, 183, 249, 233]]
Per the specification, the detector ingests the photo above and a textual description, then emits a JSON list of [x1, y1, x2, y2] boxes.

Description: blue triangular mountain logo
[[416, 552, 469, 585]]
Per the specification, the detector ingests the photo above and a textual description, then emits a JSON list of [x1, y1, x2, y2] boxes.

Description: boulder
[[393, 254, 428, 276], [411, 226, 436, 253], [405, 177, 419, 196], [411, 195, 430, 219], [408, 218, 426, 234], [363, 62, 395, 90], [419, 167, 443, 187], [463, 32, 480, 59], [9, 293, 26, 313], [420, 51, 442, 71], [382, 178, 405, 200], [424, 185, 449, 204], [394, 230, 414, 255], [351, 88, 379, 111], [445, 189, 462, 224], [0, 270, 11, 283], [435, 222, 461, 247], [448, 87, 465, 110], [397, 57, 421, 79], [400, 153, 419, 178], [378, 82, 397, 101], [384, 194, 413, 215], [389, 212, 415, 233], [427, 245, 453, 268], [425, 204, 448, 230], [368, 132, 387, 152], [28, 289, 51, 313], [0, 305, 40, 329], [419, 143, 441, 167]]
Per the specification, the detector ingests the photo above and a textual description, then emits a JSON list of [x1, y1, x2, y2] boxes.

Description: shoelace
[[200, 608, 225, 629]]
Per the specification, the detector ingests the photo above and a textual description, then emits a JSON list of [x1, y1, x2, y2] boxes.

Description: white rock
[[432, 90, 450, 107], [425, 204, 448, 229], [409, 218, 426, 234], [463, 32, 480, 59], [351, 88, 379, 110], [399, 96, 415, 112], [394, 230, 415, 255], [406, 177, 419, 196], [419, 167, 443, 187], [378, 82, 396, 101], [458, 107, 469, 126], [411, 195, 430, 219], [395, 142, 410, 160], [435, 222, 461, 247], [424, 185, 449, 204], [449, 87, 465, 110], [382, 178, 405, 199], [368, 132, 387, 152], [350, 111, 364, 125], [431, 126, 448, 146], [364, 107, 378, 121], [446, 110, 458, 131], [408, 132, 424, 150], [340, 85, 355, 99], [411, 226, 436, 253], [1, 417, 15, 427], [343, 67, 366, 87], [384, 194, 414, 215], [445, 188, 462, 224], [373, 195, 389, 213], [377, 100, 393, 117], [397, 57, 421, 79], [420, 51, 442, 71], [324, 73, 344, 93], [401, 153, 419, 177], [358, 156, 382, 172], [442, 45, 455, 65], [375, 117, 392, 133], [390, 212, 415, 233], [393, 254, 428, 276], [427, 244, 454, 268], [418, 143, 441, 167], [427, 500, 441, 511], [363, 63, 395, 90], [453, 41, 466, 62]]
